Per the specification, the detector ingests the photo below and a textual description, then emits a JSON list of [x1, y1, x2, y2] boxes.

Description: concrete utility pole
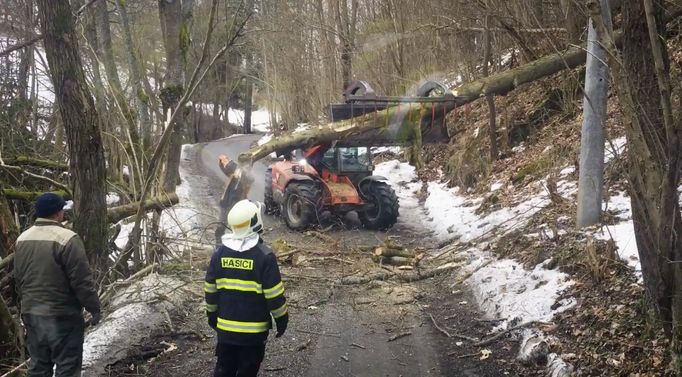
[[576, 0, 612, 228]]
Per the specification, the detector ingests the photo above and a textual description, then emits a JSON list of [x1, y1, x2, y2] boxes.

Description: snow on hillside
[[377, 160, 576, 329], [377, 134, 647, 337]]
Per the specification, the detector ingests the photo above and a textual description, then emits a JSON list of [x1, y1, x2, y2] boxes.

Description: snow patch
[[375, 160, 424, 230], [604, 136, 627, 163], [423, 181, 549, 241], [106, 193, 120, 206], [82, 273, 192, 375], [596, 191, 641, 277], [228, 108, 271, 133], [372, 146, 402, 155], [559, 166, 575, 176], [293, 123, 310, 133], [490, 181, 504, 192], [466, 258, 575, 327]]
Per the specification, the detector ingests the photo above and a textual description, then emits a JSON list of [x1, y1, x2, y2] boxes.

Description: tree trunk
[[0, 294, 23, 369], [589, 0, 682, 371], [483, 9, 498, 161], [96, 0, 142, 190], [159, 0, 192, 193], [114, 0, 152, 157], [243, 79, 253, 134], [560, 0, 585, 44], [36, 0, 108, 268], [576, 0, 611, 228], [0, 190, 18, 260], [334, 0, 357, 89]]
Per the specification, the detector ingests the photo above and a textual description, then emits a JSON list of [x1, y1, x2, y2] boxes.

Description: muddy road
[[105, 136, 534, 377]]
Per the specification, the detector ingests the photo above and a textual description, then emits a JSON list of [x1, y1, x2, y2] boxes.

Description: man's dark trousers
[[23, 314, 85, 377], [213, 343, 266, 377]]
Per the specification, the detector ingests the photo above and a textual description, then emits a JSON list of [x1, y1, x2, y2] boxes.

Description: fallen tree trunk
[[107, 194, 179, 224], [239, 26, 642, 165], [2, 156, 68, 171], [239, 49, 589, 164], [239, 101, 453, 164], [2, 189, 71, 201]]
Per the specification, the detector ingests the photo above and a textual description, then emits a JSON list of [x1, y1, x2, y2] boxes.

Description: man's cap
[[35, 192, 66, 218]]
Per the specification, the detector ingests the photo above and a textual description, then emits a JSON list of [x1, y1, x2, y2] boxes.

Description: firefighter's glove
[[275, 314, 288, 338], [208, 313, 218, 330], [90, 311, 101, 326]]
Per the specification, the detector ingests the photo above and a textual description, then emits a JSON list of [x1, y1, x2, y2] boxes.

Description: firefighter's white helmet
[[227, 199, 264, 239]]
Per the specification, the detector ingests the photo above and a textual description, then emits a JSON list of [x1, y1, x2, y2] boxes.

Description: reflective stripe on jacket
[[205, 238, 288, 345]]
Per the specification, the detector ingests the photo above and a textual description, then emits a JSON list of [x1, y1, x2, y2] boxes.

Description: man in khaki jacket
[[14, 193, 101, 377]]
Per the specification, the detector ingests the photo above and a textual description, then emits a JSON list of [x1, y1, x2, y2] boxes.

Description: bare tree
[[589, 0, 682, 371], [36, 0, 108, 266], [160, 0, 194, 193]]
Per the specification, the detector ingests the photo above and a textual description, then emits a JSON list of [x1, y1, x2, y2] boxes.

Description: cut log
[[374, 246, 417, 259], [372, 255, 418, 266], [107, 194, 179, 224]]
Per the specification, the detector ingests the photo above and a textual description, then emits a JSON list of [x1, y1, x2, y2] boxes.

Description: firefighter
[[205, 199, 288, 377]]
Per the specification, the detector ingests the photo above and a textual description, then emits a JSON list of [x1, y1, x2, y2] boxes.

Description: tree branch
[[0, 164, 71, 195], [0, 35, 43, 58], [112, 0, 251, 276]]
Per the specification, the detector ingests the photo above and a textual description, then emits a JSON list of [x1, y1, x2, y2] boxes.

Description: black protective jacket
[[205, 238, 288, 345]]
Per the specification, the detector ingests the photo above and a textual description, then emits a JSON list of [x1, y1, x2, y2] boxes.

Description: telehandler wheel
[[283, 182, 321, 230], [359, 182, 399, 230], [264, 168, 278, 215]]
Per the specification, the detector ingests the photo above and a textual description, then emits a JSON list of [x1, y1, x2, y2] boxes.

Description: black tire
[[359, 182, 399, 230], [283, 182, 322, 230], [264, 168, 278, 215]]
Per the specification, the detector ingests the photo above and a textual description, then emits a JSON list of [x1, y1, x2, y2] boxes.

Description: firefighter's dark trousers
[[23, 314, 85, 377], [214, 343, 266, 377]]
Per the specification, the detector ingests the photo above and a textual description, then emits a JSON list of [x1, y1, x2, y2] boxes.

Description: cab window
[[339, 147, 370, 171]]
